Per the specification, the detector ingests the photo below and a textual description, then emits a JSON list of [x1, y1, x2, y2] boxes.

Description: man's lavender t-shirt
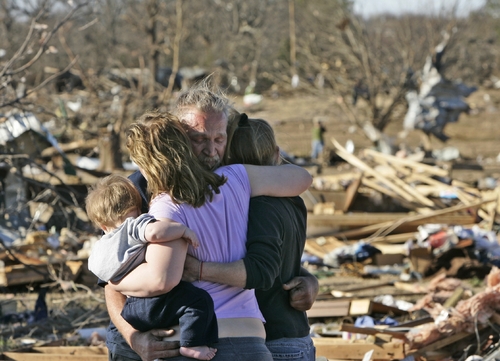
[[149, 164, 264, 322]]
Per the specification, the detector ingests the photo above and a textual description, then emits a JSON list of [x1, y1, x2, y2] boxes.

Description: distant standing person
[[311, 118, 326, 161]]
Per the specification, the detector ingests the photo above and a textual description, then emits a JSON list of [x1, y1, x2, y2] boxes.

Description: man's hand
[[130, 329, 180, 361], [282, 274, 319, 312], [182, 254, 200, 282]]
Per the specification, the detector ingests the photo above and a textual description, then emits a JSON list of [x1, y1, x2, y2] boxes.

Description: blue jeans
[[311, 140, 324, 159], [266, 336, 315, 361], [166, 337, 273, 361]]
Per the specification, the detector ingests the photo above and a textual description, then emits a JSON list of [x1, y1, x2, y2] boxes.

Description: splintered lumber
[[331, 197, 493, 240], [396, 316, 434, 328], [308, 212, 476, 229], [313, 337, 406, 360], [365, 232, 416, 244], [486, 188, 500, 231], [307, 299, 351, 318], [304, 236, 347, 259], [40, 139, 99, 157], [362, 148, 449, 178], [0, 261, 83, 287], [331, 281, 395, 298], [306, 233, 413, 254], [339, 324, 409, 342], [406, 173, 477, 204], [331, 138, 436, 207], [407, 331, 477, 357], [360, 177, 410, 207], [342, 175, 362, 212], [348, 299, 408, 316], [1, 346, 108, 360]]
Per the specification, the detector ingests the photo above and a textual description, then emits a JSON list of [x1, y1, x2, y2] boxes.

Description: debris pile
[[305, 143, 500, 360], [2, 105, 500, 359]]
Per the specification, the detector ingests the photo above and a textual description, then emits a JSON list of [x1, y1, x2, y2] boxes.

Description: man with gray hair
[[103, 79, 318, 361], [128, 81, 231, 216], [175, 81, 231, 171]]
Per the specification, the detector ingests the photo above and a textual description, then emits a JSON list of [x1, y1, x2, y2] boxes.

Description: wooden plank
[[407, 173, 477, 204], [40, 139, 98, 157], [308, 212, 476, 228], [1, 353, 107, 361], [1, 347, 108, 361], [30, 347, 107, 355], [339, 324, 409, 341], [313, 337, 406, 360], [331, 139, 434, 206], [305, 236, 349, 259], [360, 177, 412, 207], [362, 148, 449, 177], [307, 300, 351, 318], [331, 197, 492, 240], [331, 281, 395, 298], [342, 174, 362, 212], [394, 316, 434, 328], [407, 331, 474, 355], [370, 233, 417, 244], [0, 266, 47, 286], [334, 139, 438, 208], [0, 261, 82, 287], [451, 180, 481, 196], [330, 223, 415, 241], [349, 299, 408, 316]]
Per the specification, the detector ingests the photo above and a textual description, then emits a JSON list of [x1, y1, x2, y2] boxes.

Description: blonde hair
[[126, 111, 226, 207], [174, 76, 232, 122], [225, 113, 280, 166], [86, 175, 141, 228]]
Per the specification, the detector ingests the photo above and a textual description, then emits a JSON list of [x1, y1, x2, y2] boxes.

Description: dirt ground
[[234, 87, 500, 183]]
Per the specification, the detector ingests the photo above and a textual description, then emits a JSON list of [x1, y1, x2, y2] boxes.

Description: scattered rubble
[[304, 141, 500, 360], [2, 95, 500, 359]]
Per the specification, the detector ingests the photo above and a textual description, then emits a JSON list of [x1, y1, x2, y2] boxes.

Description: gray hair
[[174, 76, 232, 121]]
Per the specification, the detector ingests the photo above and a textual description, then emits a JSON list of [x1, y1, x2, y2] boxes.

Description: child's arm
[[108, 237, 188, 297], [244, 164, 312, 197], [145, 219, 199, 248]]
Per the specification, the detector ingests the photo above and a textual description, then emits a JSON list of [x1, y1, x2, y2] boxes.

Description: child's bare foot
[[180, 346, 217, 360]]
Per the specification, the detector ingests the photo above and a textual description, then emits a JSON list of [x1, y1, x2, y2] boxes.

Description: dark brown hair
[[225, 113, 279, 166]]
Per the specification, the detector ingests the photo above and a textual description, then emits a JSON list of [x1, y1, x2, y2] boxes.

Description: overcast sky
[[353, 0, 487, 18]]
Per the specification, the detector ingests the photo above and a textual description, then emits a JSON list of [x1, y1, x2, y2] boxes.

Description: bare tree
[[0, 1, 87, 110], [162, 0, 183, 103], [288, 0, 297, 83], [288, 1, 474, 149]]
